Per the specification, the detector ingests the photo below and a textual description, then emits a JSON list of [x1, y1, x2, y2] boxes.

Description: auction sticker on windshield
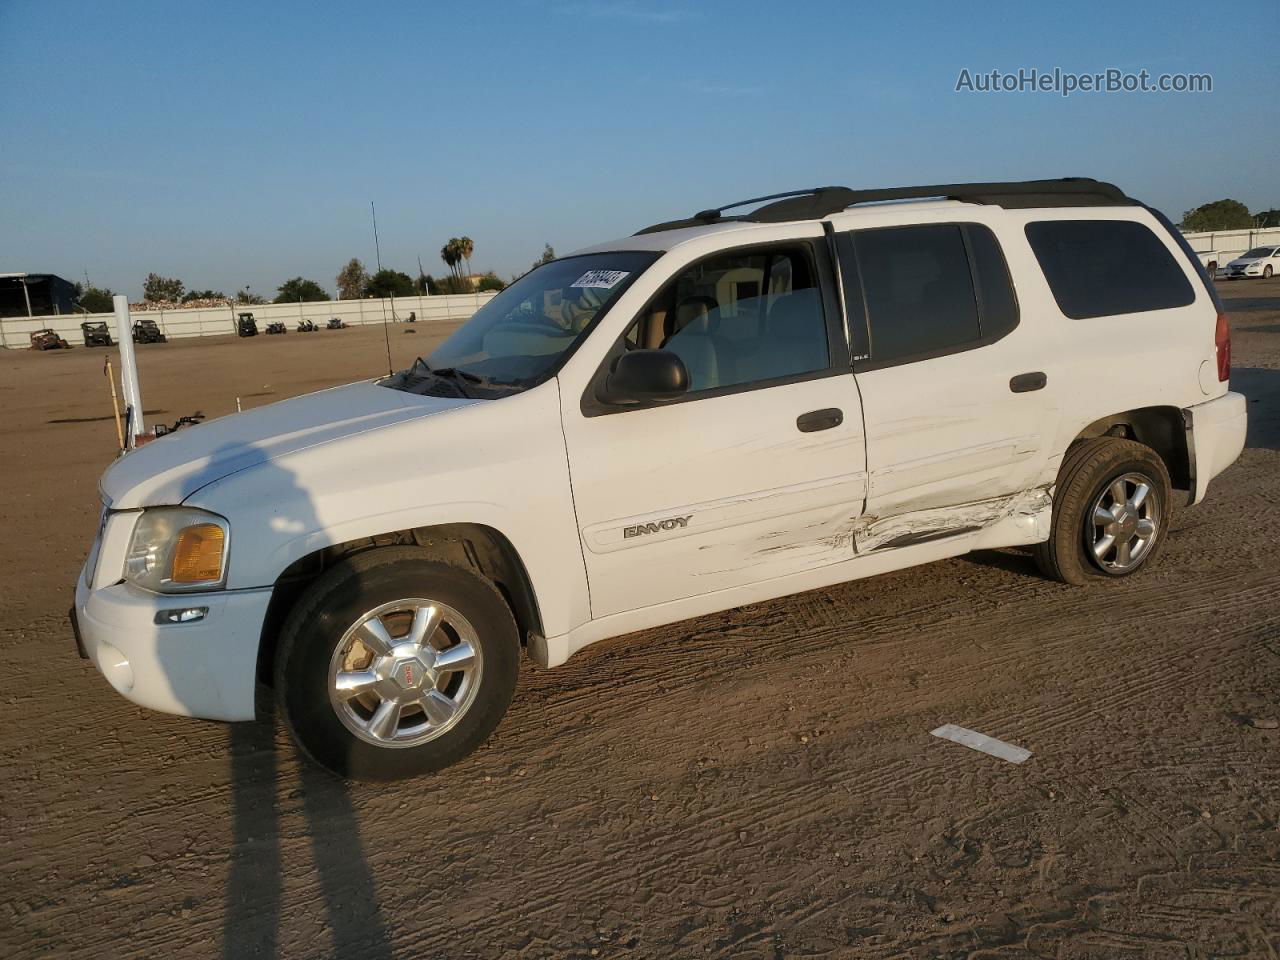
[[571, 270, 629, 289]]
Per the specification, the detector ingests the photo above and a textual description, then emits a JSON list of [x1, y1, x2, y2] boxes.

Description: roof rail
[[634, 178, 1136, 235]]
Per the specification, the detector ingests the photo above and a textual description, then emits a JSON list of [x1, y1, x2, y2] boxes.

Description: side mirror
[[601, 349, 689, 404]]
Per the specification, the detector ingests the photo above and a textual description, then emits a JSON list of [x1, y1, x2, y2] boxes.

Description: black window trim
[[835, 220, 1022, 373], [579, 237, 851, 417]]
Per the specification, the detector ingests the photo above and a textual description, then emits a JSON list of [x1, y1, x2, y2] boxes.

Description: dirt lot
[[2, 284, 1278, 959]]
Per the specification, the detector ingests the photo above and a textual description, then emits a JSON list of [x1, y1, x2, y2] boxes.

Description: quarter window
[[1024, 219, 1195, 319]]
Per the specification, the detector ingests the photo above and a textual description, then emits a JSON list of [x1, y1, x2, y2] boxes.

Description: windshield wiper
[[410, 357, 483, 398]]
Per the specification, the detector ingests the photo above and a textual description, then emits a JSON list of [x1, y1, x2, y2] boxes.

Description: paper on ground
[[931, 724, 1031, 764]]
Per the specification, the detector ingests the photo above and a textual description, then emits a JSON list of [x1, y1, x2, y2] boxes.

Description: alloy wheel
[[1085, 472, 1160, 574], [327, 598, 483, 748]]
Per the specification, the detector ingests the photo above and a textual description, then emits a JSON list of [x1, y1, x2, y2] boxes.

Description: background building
[[0, 273, 79, 318]]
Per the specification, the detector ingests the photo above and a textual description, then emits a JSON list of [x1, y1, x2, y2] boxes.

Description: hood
[[101, 380, 474, 509]]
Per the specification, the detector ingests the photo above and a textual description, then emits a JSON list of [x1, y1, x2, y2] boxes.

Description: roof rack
[[634, 178, 1136, 235]]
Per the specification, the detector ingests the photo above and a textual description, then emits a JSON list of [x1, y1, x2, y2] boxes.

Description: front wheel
[[1265, 265, 1273, 279], [1034, 437, 1172, 585], [275, 546, 520, 780]]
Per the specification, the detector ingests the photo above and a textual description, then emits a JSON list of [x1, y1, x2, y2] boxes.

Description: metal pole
[[112, 294, 145, 444], [21, 277, 32, 317], [104, 357, 125, 452]]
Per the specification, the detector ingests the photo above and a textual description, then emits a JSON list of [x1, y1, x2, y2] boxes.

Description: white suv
[[72, 178, 1247, 779]]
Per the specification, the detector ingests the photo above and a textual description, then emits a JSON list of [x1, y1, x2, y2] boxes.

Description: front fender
[[185, 381, 589, 638]]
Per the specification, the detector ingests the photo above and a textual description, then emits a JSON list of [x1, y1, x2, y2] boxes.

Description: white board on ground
[[930, 724, 1031, 764]]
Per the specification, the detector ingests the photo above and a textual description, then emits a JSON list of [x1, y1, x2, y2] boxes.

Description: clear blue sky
[[1, 0, 1275, 300]]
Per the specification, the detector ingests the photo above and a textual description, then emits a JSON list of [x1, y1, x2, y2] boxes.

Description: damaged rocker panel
[[853, 485, 1053, 554]]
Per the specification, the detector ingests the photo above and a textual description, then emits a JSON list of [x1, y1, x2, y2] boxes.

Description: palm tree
[[440, 241, 459, 279], [458, 236, 474, 283]]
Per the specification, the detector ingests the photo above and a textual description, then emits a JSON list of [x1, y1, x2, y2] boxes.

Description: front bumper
[[1186, 391, 1247, 506], [73, 574, 271, 721]]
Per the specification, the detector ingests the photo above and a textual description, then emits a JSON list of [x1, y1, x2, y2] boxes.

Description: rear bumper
[[1186, 391, 1247, 505], [74, 574, 270, 721]]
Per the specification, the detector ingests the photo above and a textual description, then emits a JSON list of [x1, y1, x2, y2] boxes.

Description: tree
[[458, 236, 474, 278], [143, 273, 184, 302], [364, 268, 416, 298], [476, 272, 505, 292], [235, 288, 266, 305], [181, 288, 226, 303], [440, 240, 461, 278], [274, 277, 329, 303], [1255, 209, 1280, 228], [335, 258, 370, 300], [1180, 199, 1254, 232], [432, 275, 474, 294], [78, 286, 114, 312], [533, 243, 556, 268]]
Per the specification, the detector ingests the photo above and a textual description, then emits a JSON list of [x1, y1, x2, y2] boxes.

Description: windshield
[[1243, 247, 1274, 259], [419, 251, 657, 389]]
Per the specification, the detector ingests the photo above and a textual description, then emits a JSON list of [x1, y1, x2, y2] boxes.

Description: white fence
[[1181, 226, 1280, 266], [0, 292, 497, 349]]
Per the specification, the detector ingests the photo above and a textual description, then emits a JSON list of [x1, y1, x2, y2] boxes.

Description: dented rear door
[[835, 219, 1058, 547]]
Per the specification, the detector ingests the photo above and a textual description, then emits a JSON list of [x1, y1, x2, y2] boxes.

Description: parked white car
[[73, 178, 1247, 779], [1219, 245, 1280, 279]]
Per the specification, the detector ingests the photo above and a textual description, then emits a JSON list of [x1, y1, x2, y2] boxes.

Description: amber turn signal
[[171, 524, 226, 583]]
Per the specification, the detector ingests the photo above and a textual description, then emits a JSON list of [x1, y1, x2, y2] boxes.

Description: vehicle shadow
[[1231, 367, 1280, 452], [145, 440, 394, 959], [962, 546, 1038, 577], [1224, 298, 1280, 314]]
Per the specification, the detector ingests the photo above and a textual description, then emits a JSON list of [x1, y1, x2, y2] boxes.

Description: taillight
[[1215, 311, 1230, 382]]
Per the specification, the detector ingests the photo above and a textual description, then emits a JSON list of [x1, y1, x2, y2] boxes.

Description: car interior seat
[[664, 295, 723, 390]]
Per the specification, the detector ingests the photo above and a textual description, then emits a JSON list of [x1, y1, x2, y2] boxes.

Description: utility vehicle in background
[[72, 178, 1247, 780], [132, 318, 167, 344], [30, 328, 70, 350], [81, 321, 113, 347]]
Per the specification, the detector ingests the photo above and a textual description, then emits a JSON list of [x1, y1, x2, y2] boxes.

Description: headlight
[[124, 507, 229, 592]]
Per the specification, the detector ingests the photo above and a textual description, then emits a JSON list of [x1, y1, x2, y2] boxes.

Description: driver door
[[559, 238, 868, 619]]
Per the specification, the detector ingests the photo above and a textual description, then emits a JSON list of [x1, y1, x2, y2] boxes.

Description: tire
[[275, 546, 520, 780], [1265, 265, 1273, 279], [1033, 437, 1172, 585]]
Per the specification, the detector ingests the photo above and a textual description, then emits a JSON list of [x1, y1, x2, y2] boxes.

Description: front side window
[[620, 244, 831, 393], [398, 251, 656, 392], [1025, 219, 1195, 319]]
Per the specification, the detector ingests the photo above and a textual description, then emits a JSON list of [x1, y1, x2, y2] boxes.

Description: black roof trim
[[635, 178, 1137, 235]]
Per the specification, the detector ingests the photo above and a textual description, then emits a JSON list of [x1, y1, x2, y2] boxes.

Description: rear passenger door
[[835, 222, 1057, 548]]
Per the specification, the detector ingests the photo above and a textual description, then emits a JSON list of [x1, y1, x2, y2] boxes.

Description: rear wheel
[[1034, 437, 1172, 585], [275, 546, 520, 780]]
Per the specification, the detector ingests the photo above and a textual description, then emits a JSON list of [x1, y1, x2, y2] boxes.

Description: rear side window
[[841, 223, 1018, 366], [1024, 219, 1195, 319]]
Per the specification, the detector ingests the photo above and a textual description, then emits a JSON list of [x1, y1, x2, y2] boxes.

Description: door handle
[[1009, 372, 1047, 393], [796, 408, 843, 432]]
